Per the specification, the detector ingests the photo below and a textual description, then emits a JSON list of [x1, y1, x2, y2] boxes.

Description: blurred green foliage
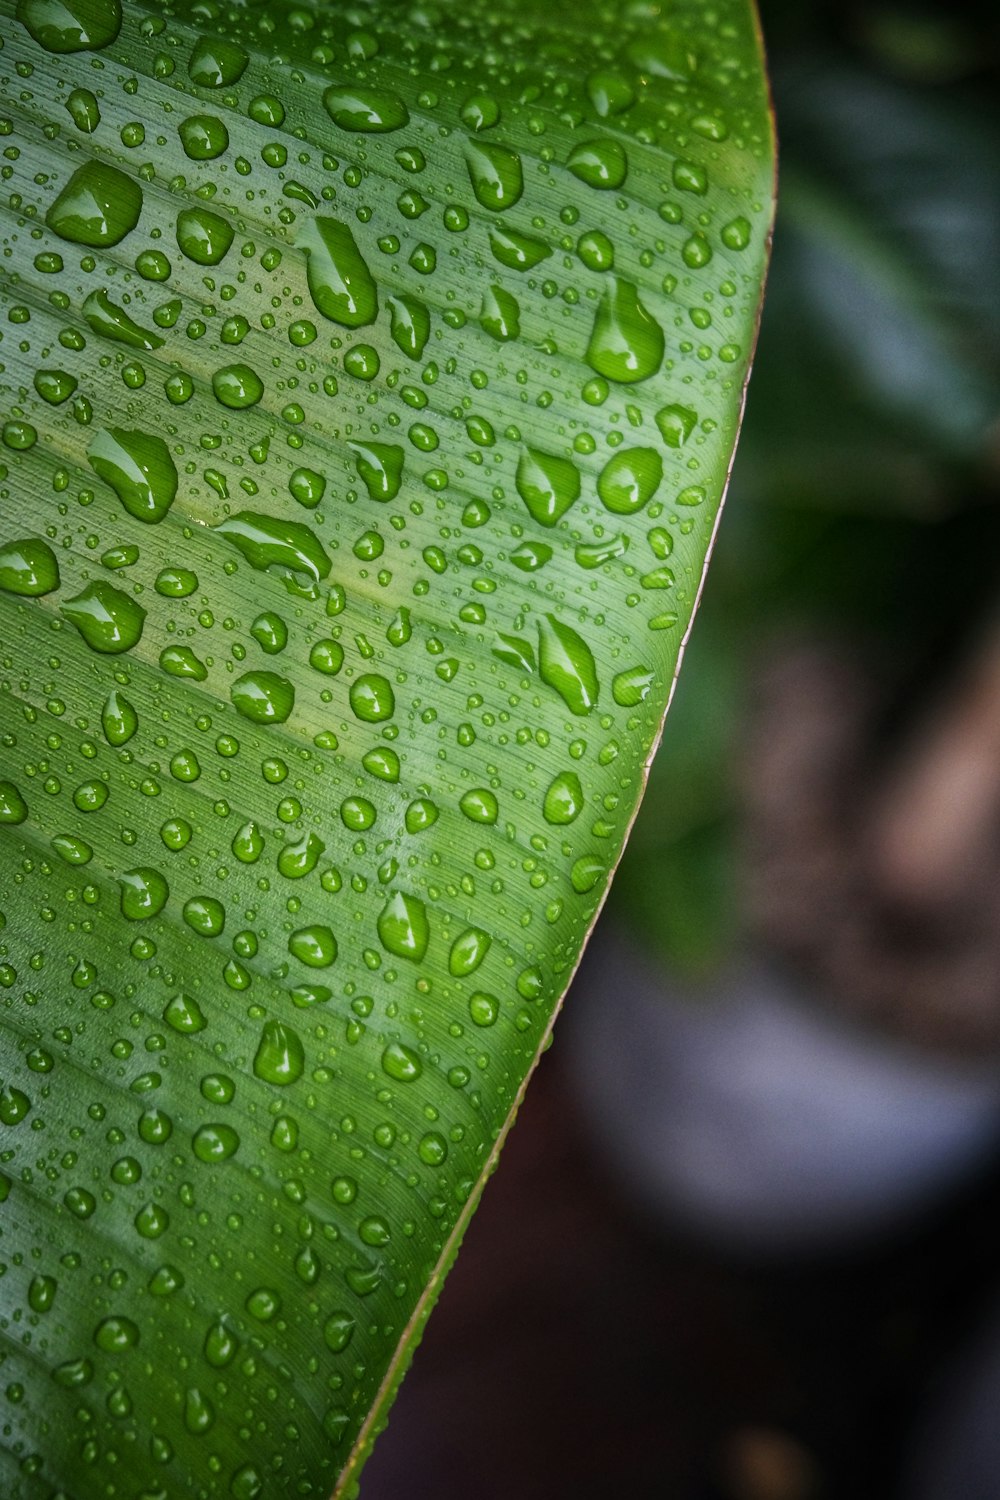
[[611, 0, 1000, 973]]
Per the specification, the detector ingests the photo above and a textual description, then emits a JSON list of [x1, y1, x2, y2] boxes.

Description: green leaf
[[0, 0, 773, 1494]]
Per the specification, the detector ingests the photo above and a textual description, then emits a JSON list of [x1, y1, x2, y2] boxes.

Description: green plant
[[0, 0, 774, 1493]]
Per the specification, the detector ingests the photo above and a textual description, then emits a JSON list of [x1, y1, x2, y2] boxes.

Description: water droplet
[[184, 1386, 216, 1433], [377, 890, 429, 962], [0, 536, 59, 595], [65, 85, 100, 131], [461, 92, 500, 131], [156, 567, 198, 599], [232, 821, 264, 862], [612, 666, 655, 706], [0, 781, 28, 824], [163, 992, 206, 1033], [387, 293, 430, 358], [34, 368, 78, 404], [17, 0, 121, 53], [510, 541, 552, 572], [231, 672, 294, 725], [61, 581, 146, 653], [721, 216, 752, 251], [160, 644, 207, 680], [567, 137, 628, 190], [577, 230, 615, 272], [119, 867, 169, 920], [350, 673, 395, 723], [176, 206, 234, 265], [300, 217, 378, 328], [586, 69, 635, 117], [102, 690, 140, 750], [214, 511, 331, 586], [212, 363, 263, 409], [94, 1315, 139, 1353], [253, 1021, 304, 1086], [192, 1123, 240, 1163], [323, 84, 409, 133], [465, 138, 523, 209], [178, 113, 229, 161], [586, 277, 664, 383], [351, 441, 404, 502], [183, 896, 226, 937], [449, 927, 491, 977], [571, 854, 605, 893], [204, 1320, 239, 1367], [489, 225, 552, 271], [597, 447, 663, 514], [28, 1273, 57, 1313], [288, 924, 337, 969], [286, 467, 324, 510], [381, 1040, 422, 1082], [189, 34, 248, 87], [405, 798, 439, 833], [515, 446, 580, 527], [323, 1311, 356, 1352], [655, 403, 697, 447], [88, 426, 178, 522], [543, 770, 584, 824], [459, 788, 498, 824], [469, 991, 499, 1027], [418, 1131, 448, 1165], [52, 832, 93, 864], [362, 746, 400, 781], [575, 533, 629, 569], [538, 614, 599, 715], [46, 161, 142, 247], [480, 284, 520, 342]]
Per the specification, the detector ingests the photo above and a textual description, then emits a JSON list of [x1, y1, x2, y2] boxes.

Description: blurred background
[[363, 0, 1000, 1494]]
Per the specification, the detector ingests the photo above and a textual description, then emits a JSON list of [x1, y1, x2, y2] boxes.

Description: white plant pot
[[568, 929, 1000, 1253]]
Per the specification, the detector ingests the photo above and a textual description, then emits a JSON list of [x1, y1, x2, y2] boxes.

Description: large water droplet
[[387, 293, 430, 358], [465, 139, 523, 209], [289, 924, 337, 968], [449, 927, 491, 977], [299, 218, 378, 328], [377, 891, 429, 962], [543, 770, 584, 824], [88, 427, 177, 523], [597, 447, 663, 514], [567, 137, 628, 189], [538, 615, 599, 715], [214, 511, 330, 586], [231, 672, 294, 725], [515, 447, 581, 527], [253, 1021, 304, 1086], [0, 537, 59, 595], [17, 0, 121, 53], [351, 441, 404, 502], [46, 161, 142, 246], [119, 867, 168, 920], [192, 1123, 240, 1162], [381, 1041, 423, 1082], [82, 288, 163, 350], [480, 284, 520, 341], [586, 278, 664, 383], [323, 84, 409, 133], [61, 581, 145, 653], [350, 674, 395, 723], [189, 34, 248, 87], [176, 206, 233, 265]]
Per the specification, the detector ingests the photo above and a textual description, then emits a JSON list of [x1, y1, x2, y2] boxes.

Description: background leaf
[[0, 0, 774, 1495]]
